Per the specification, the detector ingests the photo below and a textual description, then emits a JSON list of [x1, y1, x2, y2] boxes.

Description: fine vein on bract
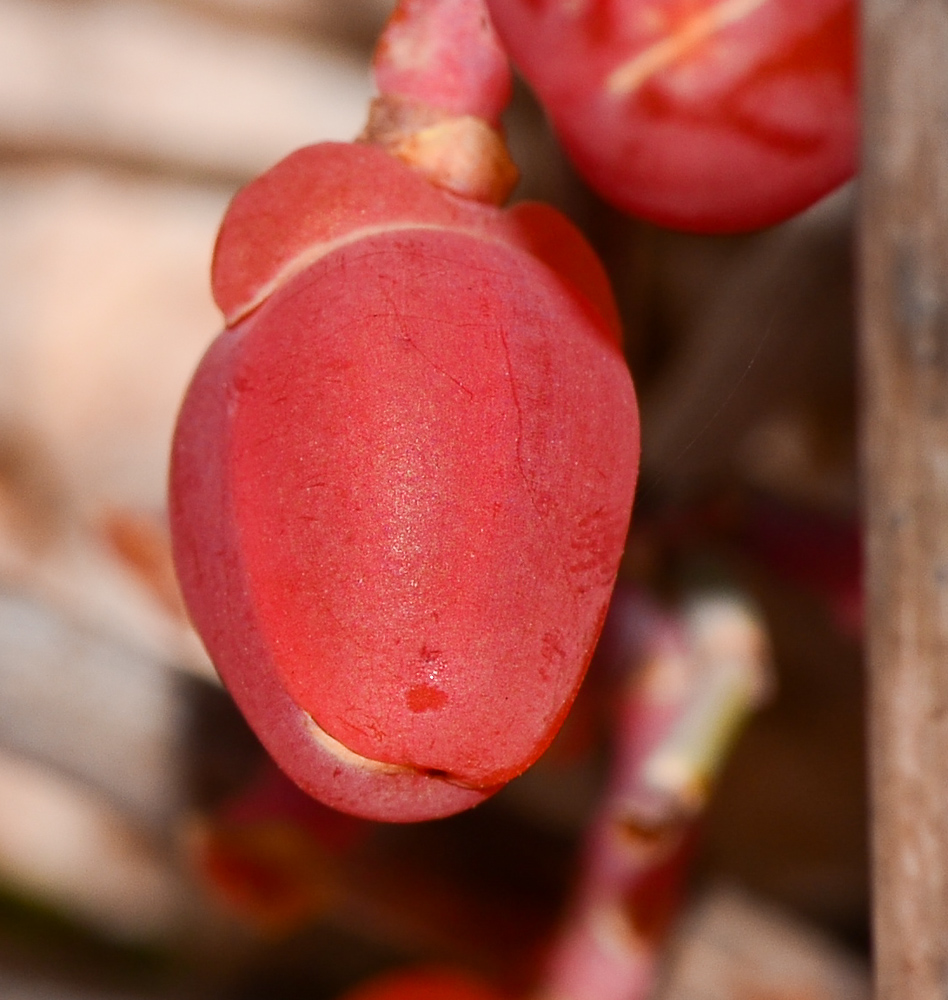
[[606, 0, 770, 96]]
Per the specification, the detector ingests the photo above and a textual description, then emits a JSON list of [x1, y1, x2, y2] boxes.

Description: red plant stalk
[[538, 587, 772, 1000], [361, 0, 518, 204]]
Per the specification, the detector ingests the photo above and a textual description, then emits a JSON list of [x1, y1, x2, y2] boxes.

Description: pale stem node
[[359, 95, 518, 205]]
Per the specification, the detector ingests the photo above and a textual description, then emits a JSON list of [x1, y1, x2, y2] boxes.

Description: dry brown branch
[[861, 1, 948, 997]]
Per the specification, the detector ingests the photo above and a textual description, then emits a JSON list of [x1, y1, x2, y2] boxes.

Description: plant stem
[[360, 0, 518, 204], [538, 587, 771, 1000]]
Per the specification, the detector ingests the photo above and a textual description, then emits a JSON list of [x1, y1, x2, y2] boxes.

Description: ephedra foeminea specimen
[[169, 0, 640, 822]]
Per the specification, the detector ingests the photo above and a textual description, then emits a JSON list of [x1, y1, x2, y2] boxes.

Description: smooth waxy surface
[[171, 145, 639, 821], [487, 0, 857, 232]]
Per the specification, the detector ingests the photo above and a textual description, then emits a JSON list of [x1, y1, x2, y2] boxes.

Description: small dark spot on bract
[[407, 684, 448, 713], [420, 767, 450, 779]]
